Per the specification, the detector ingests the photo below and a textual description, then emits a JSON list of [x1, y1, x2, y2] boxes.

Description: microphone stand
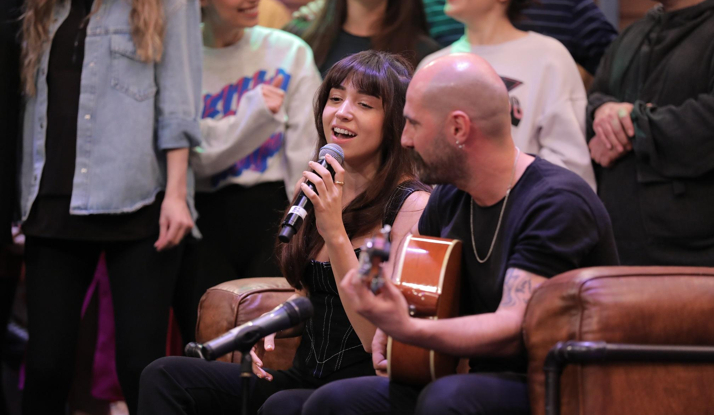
[[239, 350, 252, 415], [187, 338, 258, 414], [235, 330, 263, 415]]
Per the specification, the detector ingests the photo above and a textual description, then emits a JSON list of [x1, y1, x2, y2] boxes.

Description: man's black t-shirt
[[418, 157, 619, 373]]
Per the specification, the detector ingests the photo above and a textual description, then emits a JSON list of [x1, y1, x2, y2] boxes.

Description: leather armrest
[[196, 277, 301, 368]]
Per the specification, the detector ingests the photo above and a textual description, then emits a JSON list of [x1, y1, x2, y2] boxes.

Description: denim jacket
[[21, 0, 202, 220]]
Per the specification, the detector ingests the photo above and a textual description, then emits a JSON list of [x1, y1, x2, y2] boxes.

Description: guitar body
[[387, 235, 462, 386]]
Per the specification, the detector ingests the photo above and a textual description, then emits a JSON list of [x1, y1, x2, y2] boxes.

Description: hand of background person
[[372, 329, 389, 377], [592, 102, 635, 153], [262, 75, 286, 115], [301, 154, 346, 242], [340, 267, 412, 341], [250, 333, 277, 381], [589, 135, 627, 168], [155, 196, 193, 251], [8, 225, 24, 255]]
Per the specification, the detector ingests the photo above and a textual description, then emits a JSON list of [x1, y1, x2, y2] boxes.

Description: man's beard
[[410, 142, 465, 185]]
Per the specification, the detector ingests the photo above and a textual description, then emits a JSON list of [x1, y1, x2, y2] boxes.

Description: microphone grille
[[319, 144, 345, 165]]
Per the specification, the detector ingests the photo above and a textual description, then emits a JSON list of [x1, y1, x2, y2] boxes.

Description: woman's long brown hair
[[302, 0, 431, 70], [21, 0, 164, 95], [277, 51, 417, 290]]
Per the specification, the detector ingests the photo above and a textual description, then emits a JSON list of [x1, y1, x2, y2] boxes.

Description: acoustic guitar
[[358, 229, 462, 386]]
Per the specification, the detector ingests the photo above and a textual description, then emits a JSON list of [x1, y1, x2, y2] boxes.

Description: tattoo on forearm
[[500, 268, 533, 307]]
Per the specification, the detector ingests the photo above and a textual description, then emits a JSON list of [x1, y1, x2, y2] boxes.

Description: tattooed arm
[[385, 268, 547, 358]]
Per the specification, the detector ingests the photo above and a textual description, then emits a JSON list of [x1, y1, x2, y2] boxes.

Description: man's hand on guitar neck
[[340, 268, 413, 341]]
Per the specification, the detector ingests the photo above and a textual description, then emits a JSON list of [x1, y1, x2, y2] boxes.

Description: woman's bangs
[[325, 55, 391, 102], [347, 65, 388, 102]]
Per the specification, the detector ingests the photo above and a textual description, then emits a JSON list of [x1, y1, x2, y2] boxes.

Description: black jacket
[[586, 0, 714, 265]]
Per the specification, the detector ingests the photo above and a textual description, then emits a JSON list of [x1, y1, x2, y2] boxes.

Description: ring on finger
[[334, 180, 345, 186]]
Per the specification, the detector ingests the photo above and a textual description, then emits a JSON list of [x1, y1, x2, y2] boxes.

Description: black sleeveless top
[[292, 180, 431, 378]]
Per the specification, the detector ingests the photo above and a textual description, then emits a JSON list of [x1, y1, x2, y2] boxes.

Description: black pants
[[137, 355, 376, 415], [0, 248, 19, 415], [293, 373, 530, 415], [22, 235, 182, 415], [173, 182, 288, 344]]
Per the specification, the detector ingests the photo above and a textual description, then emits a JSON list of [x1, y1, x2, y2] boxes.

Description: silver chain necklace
[[470, 147, 521, 264]]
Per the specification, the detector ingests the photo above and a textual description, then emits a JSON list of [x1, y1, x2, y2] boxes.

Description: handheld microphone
[[185, 297, 314, 360], [278, 143, 344, 243]]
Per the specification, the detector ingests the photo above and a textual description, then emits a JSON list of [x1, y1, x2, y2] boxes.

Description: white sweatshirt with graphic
[[192, 26, 322, 197]]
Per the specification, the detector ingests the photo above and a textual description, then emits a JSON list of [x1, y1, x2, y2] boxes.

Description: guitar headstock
[[357, 225, 391, 294]]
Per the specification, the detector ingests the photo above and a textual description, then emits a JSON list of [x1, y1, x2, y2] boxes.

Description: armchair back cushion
[[523, 266, 714, 415]]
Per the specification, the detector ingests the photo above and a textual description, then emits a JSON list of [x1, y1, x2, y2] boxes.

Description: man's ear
[[446, 110, 471, 145]]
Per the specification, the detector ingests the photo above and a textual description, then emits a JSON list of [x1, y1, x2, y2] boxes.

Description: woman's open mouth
[[332, 127, 357, 139]]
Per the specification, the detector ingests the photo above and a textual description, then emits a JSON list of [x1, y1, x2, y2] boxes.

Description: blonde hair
[[21, 0, 165, 96]]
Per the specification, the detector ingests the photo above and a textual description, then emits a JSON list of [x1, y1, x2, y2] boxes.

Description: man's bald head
[[410, 54, 512, 142]]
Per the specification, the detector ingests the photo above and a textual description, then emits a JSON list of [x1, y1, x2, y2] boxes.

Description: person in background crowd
[[172, 0, 321, 343], [284, 0, 441, 77], [516, 0, 617, 75], [297, 52, 619, 415], [587, 0, 714, 265], [419, 0, 596, 190], [422, 0, 617, 74], [290, 0, 617, 74], [138, 51, 431, 415], [0, 0, 23, 412], [18, 0, 202, 411]]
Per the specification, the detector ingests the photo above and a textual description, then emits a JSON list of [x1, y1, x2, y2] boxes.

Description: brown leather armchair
[[196, 267, 714, 414]]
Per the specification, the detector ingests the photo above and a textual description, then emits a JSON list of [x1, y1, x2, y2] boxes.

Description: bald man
[[273, 54, 619, 415]]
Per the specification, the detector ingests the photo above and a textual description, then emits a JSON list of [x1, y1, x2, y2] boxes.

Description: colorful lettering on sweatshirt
[[201, 68, 292, 186]]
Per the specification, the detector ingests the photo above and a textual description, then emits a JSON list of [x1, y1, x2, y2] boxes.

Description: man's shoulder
[[521, 158, 605, 216], [429, 184, 463, 204], [421, 184, 465, 219], [524, 158, 595, 194]]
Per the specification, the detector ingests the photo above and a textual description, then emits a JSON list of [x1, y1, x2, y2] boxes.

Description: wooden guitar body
[[387, 235, 462, 386]]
